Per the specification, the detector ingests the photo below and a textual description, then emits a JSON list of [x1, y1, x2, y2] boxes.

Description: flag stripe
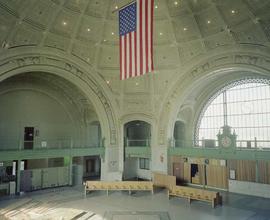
[[139, 0, 143, 75], [120, 37, 123, 80], [134, 31, 137, 76], [145, 0, 149, 74], [136, 1, 140, 77], [129, 33, 132, 78], [121, 36, 125, 79], [142, 0, 146, 75], [148, 0, 152, 71], [127, 34, 130, 79], [150, 0, 154, 71], [131, 32, 135, 77], [124, 35, 127, 80]]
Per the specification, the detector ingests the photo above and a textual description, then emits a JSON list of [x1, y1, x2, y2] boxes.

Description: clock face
[[221, 136, 231, 147]]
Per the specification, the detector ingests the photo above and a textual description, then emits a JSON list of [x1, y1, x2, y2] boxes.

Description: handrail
[[172, 139, 270, 149], [125, 139, 150, 147], [0, 138, 104, 151]]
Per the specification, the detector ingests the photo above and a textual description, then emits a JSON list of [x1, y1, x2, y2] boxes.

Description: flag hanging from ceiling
[[119, 0, 154, 80]]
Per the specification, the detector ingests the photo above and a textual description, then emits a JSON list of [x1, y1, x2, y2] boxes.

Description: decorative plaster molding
[[158, 51, 270, 146], [0, 53, 117, 145]]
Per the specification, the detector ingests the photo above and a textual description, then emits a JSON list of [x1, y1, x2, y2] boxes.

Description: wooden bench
[[152, 172, 176, 190], [84, 181, 154, 196], [168, 185, 222, 208]]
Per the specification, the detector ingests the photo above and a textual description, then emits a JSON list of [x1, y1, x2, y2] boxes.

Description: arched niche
[[0, 48, 118, 147], [173, 121, 186, 147], [0, 48, 120, 180], [124, 120, 151, 147], [123, 120, 152, 181], [0, 72, 94, 149]]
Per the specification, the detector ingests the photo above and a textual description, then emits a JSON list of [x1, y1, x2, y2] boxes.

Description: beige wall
[[0, 89, 74, 149]]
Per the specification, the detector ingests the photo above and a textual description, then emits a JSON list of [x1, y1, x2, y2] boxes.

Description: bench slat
[[168, 185, 222, 208]]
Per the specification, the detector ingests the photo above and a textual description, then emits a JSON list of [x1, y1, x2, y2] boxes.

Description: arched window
[[196, 79, 270, 148]]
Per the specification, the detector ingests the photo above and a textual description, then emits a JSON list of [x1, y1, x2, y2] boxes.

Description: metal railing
[[236, 140, 270, 150], [0, 138, 104, 151], [125, 139, 150, 147], [172, 139, 270, 150]]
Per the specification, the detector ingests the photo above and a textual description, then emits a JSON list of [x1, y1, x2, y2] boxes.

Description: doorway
[[86, 159, 96, 173], [173, 162, 183, 185], [83, 156, 101, 180], [191, 163, 199, 184], [24, 127, 34, 149]]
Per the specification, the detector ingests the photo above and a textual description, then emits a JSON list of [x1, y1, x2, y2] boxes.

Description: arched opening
[[123, 120, 151, 180], [169, 76, 270, 190], [0, 72, 103, 191], [124, 120, 151, 147], [196, 78, 270, 149], [173, 121, 186, 147]]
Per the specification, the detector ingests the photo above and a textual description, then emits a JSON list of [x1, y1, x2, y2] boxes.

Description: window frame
[[139, 158, 150, 170], [195, 78, 270, 148]]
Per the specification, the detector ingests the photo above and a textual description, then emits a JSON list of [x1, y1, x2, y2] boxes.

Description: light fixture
[[112, 32, 114, 35], [159, 32, 163, 36], [231, 10, 235, 14], [135, 82, 139, 86], [174, 1, 178, 6], [106, 80, 110, 84], [155, 5, 158, 9], [183, 27, 187, 31], [62, 21, 67, 26], [207, 20, 211, 24], [87, 28, 91, 32], [115, 5, 118, 9]]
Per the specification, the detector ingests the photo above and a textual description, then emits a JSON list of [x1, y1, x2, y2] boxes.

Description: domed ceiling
[[0, 0, 270, 116]]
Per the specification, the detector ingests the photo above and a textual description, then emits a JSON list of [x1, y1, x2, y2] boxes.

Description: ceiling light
[[231, 10, 235, 14], [87, 28, 91, 32], [106, 80, 110, 84], [62, 21, 67, 26], [207, 20, 211, 24], [115, 5, 118, 9], [103, 39, 107, 42], [174, 1, 178, 5], [159, 32, 163, 36], [112, 32, 114, 35], [155, 5, 158, 9], [135, 82, 139, 86], [183, 27, 187, 31]]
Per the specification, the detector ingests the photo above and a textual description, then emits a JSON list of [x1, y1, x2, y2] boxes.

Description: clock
[[217, 126, 237, 148], [221, 136, 232, 147]]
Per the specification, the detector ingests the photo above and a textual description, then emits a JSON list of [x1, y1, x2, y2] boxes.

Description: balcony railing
[[172, 139, 270, 150], [0, 138, 104, 151], [125, 139, 150, 147]]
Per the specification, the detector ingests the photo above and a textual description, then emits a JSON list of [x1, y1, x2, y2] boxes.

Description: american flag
[[119, 0, 154, 80]]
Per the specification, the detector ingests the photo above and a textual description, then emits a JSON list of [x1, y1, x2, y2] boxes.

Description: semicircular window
[[196, 79, 270, 148]]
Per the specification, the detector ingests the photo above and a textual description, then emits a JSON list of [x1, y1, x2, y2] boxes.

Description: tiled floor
[[0, 186, 270, 220]]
